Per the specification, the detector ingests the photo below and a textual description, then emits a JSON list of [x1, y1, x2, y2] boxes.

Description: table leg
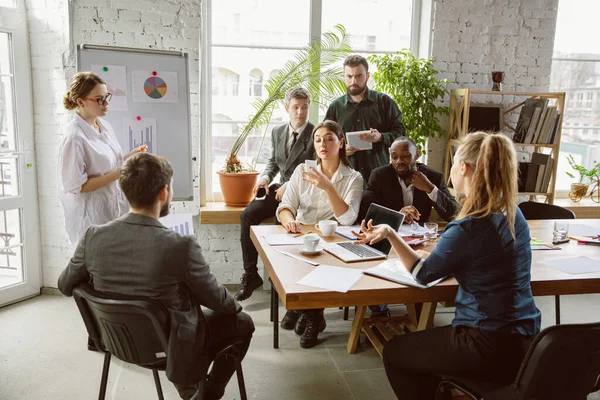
[[555, 295, 561, 325], [269, 279, 274, 323], [347, 306, 367, 354], [417, 302, 437, 331], [271, 284, 279, 349]]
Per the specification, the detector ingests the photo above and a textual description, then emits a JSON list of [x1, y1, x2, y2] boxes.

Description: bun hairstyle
[[63, 72, 106, 110], [455, 131, 518, 237]]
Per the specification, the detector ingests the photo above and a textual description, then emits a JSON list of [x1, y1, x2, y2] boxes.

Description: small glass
[[424, 222, 438, 241], [553, 221, 569, 242]]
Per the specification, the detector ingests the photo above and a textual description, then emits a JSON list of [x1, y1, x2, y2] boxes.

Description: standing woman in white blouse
[[58, 72, 146, 245], [276, 120, 363, 348]]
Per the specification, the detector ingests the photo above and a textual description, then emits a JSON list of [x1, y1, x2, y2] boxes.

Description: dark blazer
[[358, 163, 460, 224], [261, 122, 315, 184], [58, 213, 240, 385]]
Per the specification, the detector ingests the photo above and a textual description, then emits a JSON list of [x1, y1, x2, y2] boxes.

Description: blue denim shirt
[[414, 209, 541, 335]]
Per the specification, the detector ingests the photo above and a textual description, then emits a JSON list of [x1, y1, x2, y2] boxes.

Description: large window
[[203, 0, 417, 200], [550, 0, 600, 193]]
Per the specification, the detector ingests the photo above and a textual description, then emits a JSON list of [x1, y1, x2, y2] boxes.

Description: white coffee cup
[[302, 234, 320, 251], [315, 220, 337, 237]]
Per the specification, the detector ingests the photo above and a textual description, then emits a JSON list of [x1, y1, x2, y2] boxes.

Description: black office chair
[[436, 322, 600, 400], [72, 284, 247, 400], [518, 201, 576, 220], [518, 200, 576, 325]]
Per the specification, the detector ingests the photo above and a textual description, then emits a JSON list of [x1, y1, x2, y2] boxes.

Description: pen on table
[[294, 230, 312, 238]]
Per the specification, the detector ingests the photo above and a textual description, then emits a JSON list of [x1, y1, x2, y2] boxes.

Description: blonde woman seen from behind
[[277, 120, 363, 349], [58, 72, 146, 244], [354, 132, 541, 400]]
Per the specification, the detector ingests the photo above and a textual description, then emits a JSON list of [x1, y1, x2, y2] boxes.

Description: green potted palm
[[368, 50, 450, 153], [218, 24, 352, 206]]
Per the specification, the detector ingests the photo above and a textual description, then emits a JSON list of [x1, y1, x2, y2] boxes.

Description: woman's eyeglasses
[[85, 93, 112, 105]]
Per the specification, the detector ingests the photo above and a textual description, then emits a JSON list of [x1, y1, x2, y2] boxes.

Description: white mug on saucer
[[302, 234, 320, 251], [315, 220, 337, 237]]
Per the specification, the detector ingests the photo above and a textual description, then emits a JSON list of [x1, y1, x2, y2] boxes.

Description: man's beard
[[396, 164, 415, 180], [346, 84, 366, 96], [159, 201, 170, 218]]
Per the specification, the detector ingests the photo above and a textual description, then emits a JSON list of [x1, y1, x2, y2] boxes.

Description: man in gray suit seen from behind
[[236, 87, 315, 302], [58, 153, 254, 400]]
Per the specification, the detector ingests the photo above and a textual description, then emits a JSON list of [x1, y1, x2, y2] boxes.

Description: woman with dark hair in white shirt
[[276, 120, 363, 348], [58, 72, 146, 245]]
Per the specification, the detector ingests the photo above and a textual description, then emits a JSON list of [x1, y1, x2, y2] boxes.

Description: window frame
[[200, 0, 431, 204]]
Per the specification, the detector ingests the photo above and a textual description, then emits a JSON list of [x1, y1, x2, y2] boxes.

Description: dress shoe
[[300, 314, 327, 348], [281, 310, 301, 330], [234, 272, 263, 301], [370, 308, 391, 318], [295, 313, 326, 336]]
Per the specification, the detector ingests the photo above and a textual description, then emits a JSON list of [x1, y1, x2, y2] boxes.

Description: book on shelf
[[530, 152, 554, 193], [518, 162, 539, 193], [548, 113, 562, 145], [515, 98, 550, 144]]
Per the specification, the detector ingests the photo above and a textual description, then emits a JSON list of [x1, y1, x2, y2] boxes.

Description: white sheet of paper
[[346, 131, 373, 151], [542, 256, 600, 275], [264, 234, 326, 246], [122, 117, 158, 154], [296, 265, 363, 293], [132, 70, 179, 103], [159, 213, 194, 235], [568, 224, 600, 238]]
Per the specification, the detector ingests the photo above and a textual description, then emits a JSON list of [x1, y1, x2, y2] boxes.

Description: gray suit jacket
[[58, 213, 240, 385], [261, 122, 315, 184]]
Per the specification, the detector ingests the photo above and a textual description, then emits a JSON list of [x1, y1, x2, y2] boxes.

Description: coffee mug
[[303, 234, 320, 251], [315, 220, 337, 237]]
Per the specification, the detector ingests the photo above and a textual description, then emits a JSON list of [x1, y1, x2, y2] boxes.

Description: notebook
[[324, 204, 405, 263]]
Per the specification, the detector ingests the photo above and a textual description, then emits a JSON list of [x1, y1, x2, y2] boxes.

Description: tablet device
[[346, 130, 373, 151]]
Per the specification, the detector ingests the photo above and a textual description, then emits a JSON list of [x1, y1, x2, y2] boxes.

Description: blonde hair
[[63, 72, 105, 110], [455, 132, 518, 237]]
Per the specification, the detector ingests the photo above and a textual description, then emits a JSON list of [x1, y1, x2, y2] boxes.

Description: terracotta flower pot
[[568, 183, 588, 203], [218, 171, 259, 207]]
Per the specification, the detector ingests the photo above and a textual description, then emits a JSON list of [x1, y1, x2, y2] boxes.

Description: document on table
[[335, 225, 360, 240], [542, 256, 600, 275], [346, 131, 373, 151], [568, 224, 600, 238], [296, 265, 364, 293], [264, 234, 326, 246], [364, 259, 444, 289]]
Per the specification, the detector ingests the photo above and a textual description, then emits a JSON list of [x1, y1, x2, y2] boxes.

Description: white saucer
[[300, 246, 323, 255]]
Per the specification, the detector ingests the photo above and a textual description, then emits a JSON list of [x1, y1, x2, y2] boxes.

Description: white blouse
[[277, 162, 364, 226], [57, 114, 129, 244]]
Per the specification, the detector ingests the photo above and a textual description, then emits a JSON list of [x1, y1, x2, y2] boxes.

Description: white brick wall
[[26, 0, 558, 288]]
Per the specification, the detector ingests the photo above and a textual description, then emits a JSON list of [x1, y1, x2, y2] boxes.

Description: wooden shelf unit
[[443, 89, 566, 204]]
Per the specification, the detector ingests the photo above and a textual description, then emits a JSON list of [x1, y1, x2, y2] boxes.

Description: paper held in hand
[[346, 130, 373, 151], [363, 257, 445, 289]]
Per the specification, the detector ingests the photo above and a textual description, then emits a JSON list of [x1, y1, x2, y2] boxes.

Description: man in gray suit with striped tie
[[236, 87, 315, 302]]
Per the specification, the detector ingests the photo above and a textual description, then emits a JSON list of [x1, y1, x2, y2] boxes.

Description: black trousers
[[203, 310, 254, 388], [383, 325, 534, 400], [173, 310, 254, 399], [240, 183, 281, 275]]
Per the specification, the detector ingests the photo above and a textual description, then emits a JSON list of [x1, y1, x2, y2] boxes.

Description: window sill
[[199, 202, 276, 224], [554, 197, 600, 219]]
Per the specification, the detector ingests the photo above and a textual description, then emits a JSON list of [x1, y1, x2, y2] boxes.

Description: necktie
[[289, 131, 298, 156]]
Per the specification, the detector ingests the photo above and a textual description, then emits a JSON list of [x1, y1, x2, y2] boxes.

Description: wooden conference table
[[250, 220, 600, 355]]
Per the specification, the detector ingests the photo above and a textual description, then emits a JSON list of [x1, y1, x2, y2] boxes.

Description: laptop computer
[[323, 204, 405, 263]]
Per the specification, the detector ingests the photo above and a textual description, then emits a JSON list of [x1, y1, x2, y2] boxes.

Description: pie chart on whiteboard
[[144, 76, 168, 99]]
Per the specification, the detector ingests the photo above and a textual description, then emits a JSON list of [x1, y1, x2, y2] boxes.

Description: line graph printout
[[122, 117, 158, 154], [159, 214, 194, 236], [91, 64, 128, 111]]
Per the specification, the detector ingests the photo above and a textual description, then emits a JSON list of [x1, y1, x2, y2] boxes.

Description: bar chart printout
[[159, 214, 194, 236], [122, 117, 158, 154]]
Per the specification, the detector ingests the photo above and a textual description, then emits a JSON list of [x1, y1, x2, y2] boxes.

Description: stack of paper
[[363, 259, 444, 289]]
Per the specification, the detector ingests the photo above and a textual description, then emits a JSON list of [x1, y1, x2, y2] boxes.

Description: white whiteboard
[[77, 44, 193, 200]]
